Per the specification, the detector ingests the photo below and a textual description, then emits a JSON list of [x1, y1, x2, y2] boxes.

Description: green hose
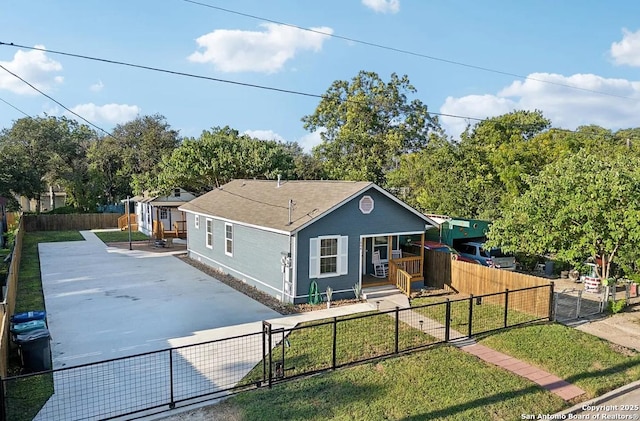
[[308, 280, 321, 305]]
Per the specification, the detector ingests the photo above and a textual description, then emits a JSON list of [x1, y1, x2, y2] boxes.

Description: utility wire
[[181, 0, 637, 102], [0, 95, 30, 117], [0, 63, 113, 137], [0, 42, 484, 123]]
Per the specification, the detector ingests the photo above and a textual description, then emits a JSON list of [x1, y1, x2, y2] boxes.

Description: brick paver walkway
[[458, 343, 585, 400]]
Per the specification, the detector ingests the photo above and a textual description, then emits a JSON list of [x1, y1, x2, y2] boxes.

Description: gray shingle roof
[[180, 179, 377, 233]]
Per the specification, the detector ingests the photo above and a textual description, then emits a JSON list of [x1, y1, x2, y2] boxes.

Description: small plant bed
[[93, 230, 149, 243], [479, 323, 640, 398], [180, 255, 364, 315], [221, 346, 566, 420]]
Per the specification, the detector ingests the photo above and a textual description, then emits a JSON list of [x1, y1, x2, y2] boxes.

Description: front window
[[160, 208, 167, 219], [320, 238, 338, 274], [195, 215, 199, 229], [225, 223, 233, 256], [206, 219, 213, 249]]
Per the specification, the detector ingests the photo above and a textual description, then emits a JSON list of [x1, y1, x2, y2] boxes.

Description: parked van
[[456, 242, 516, 270]]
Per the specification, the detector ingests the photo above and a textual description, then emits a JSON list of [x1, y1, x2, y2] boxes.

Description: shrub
[[607, 299, 626, 314]]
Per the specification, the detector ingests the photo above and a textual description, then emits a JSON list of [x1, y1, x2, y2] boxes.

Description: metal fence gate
[[553, 288, 606, 323]]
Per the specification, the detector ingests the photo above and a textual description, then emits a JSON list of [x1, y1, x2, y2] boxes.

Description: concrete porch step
[[362, 285, 410, 310], [362, 285, 401, 300]]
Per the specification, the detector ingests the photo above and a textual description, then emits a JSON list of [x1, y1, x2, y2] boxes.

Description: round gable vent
[[359, 195, 374, 214]]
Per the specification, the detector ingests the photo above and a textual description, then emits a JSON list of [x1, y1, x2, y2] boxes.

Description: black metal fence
[[0, 285, 551, 421]]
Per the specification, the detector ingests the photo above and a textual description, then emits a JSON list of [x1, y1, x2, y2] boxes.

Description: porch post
[[420, 232, 425, 277], [387, 235, 392, 283]]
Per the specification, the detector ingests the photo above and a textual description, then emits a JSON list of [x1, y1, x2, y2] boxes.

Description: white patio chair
[[391, 249, 402, 260], [372, 250, 389, 278]]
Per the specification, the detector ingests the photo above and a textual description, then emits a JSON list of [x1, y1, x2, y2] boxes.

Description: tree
[[0, 116, 96, 212], [487, 150, 640, 282], [155, 127, 295, 195], [302, 71, 440, 185], [109, 114, 181, 195]]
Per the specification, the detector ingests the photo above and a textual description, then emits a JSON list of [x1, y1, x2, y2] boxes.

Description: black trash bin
[[15, 328, 52, 373]]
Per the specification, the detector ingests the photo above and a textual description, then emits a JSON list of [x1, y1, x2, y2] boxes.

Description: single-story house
[[131, 188, 197, 238], [179, 179, 436, 304]]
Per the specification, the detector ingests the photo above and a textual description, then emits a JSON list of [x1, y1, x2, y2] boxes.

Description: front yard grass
[[480, 323, 640, 399], [225, 346, 566, 420], [7, 230, 83, 421], [220, 320, 640, 420], [93, 230, 149, 243]]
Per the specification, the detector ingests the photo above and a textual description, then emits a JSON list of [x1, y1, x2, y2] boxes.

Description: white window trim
[[205, 218, 213, 249], [309, 235, 348, 279], [195, 215, 200, 229], [224, 222, 233, 257]]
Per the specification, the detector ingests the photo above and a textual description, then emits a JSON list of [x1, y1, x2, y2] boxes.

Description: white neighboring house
[[131, 188, 197, 238]]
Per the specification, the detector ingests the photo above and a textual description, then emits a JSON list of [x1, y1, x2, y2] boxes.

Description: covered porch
[[360, 232, 425, 296]]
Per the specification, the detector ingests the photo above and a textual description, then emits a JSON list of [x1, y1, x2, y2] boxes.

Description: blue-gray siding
[[186, 213, 291, 299], [295, 188, 426, 303]]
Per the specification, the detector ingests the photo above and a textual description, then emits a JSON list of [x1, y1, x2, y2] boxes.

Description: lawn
[[480, 323, 640, 398], [7, 230, 84, 421], [93, 230, 149, 243], [224, 346, 566, 421], [214, 321, 640, 420]]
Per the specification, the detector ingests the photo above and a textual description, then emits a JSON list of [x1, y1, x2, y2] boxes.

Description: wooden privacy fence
[[0, 217, 24, 377], [424, 249, 551, 317], [451, 260, 551, 317], [23, 213, 122, 232]]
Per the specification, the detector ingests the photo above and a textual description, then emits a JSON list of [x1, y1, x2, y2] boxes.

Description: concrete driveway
[[39, 230, 280, 368]]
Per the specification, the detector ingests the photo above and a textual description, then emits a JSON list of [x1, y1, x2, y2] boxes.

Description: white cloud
[[90, 80, 104, 92], [610, 28, 640, 67], [362, 0, 400, 14], [244, 129, 285, 142], [188, 23, 333, 73], [68, 103, 140, 125], [440, 72, 640, 138], [297, 130, 324, 153], [0, 45, 63, 95]]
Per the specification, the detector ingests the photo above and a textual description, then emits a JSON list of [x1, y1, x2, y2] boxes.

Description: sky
[[1, 0, 640, 151]]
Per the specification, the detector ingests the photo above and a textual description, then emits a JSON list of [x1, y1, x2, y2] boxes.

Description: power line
[[0, 42, 484, 123], [0, 95, 30, 117], [0, 63, 113, 137], [181, 0, 637, 102]]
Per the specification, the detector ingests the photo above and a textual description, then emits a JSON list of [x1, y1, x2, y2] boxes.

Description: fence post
[[394, 307, 400, 354], [445, 299, 451, 342], [332, 317, 337, 369], [503, 289, 509, 328], [262, 321, 268, 384], [266, 322, 273, 388], [468, 295, 474, 338], [0, 377, 6, 421], [168, 350, 175, 409], [576, 290, 583, 318], [549, 282, 555, 321]]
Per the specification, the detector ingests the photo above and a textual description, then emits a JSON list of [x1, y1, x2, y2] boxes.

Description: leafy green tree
[[155, 127, 295, 195], [0, 116, 96, 212], [109, 114, 181, 194], [302, 71, 440, 185], [488, 150, 640, 281]]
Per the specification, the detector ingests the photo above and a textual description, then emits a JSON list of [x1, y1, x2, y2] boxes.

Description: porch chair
[[372, 250, 389, 278], [391, 249, 402, 260]]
